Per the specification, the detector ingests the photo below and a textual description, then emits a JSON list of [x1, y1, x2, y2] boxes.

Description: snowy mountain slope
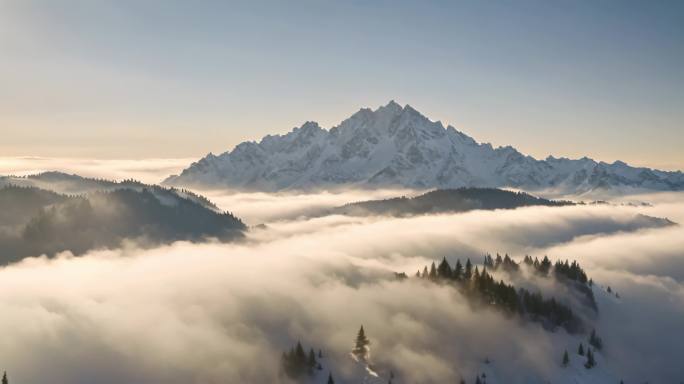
[[315, 287, 624, 384], [164, 101, 684, 193]]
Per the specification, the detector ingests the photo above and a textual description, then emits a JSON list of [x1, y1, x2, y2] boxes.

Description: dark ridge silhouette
[[0, 171, 219, 210], [0, 185, 68, 228], [0, 185, 245, 265], [332, 188, 574, 217]]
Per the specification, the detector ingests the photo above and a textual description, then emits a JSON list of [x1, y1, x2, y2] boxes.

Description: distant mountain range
[[0, 173, 245, 264], [164, 101, 684, 194]]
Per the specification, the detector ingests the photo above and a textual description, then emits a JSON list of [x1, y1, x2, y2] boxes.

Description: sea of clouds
[[1, 157, 683, 383], [0, 185, 683, 383]]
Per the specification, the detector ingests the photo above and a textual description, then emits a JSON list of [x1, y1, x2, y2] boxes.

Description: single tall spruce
[[589, 329, 603, 350], [1, 371, 6, 384], [308, 348, 317, 371], [429, 262, 437, 279], [465, 259, 473, 280], [353, 325, 370, 361], [578, 342, 585, 356], [562, 350, 569, 366], [327, 372, 335, 384], [454, 259, 464, 280], [437, 257, 452, 279], [585, 348, 596, 369]]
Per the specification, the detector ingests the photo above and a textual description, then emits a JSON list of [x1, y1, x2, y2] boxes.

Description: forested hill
[[0, 185, 245, 264], [332, 188, 573, 217], [0, 171, 218, 210]]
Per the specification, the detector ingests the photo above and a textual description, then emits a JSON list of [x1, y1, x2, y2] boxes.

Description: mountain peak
[[375, 100, 403, 116], [298, 121, 322, 131], [384, 99, 401, 109], [164, 103, 684, 193]]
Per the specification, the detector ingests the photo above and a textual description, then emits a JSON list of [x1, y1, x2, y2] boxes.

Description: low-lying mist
[[0, 190, 683, 383], [0, 157, 192, 185]]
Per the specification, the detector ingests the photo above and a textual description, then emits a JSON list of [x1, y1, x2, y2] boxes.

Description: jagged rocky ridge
[[164, 101, 684, 193]]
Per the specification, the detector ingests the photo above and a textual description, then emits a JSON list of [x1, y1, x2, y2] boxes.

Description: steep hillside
[[0, 185, 245, 264]]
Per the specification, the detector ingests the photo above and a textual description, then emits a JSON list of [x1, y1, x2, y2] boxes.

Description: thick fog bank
[[0, 192, 683, 383]]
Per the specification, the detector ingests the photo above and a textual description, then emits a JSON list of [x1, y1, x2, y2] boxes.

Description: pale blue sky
[[1, 0, 682, 169]]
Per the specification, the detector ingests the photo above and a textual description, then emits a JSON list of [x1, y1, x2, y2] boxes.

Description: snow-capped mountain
[[164, 101, 684, 194]]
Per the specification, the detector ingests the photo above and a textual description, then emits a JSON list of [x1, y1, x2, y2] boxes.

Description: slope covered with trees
[[0, 185, 245, 264], [414, 254, 596, 333]]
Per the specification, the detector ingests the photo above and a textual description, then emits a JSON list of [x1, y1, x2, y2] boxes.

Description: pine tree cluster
[[416, 256, 581, 332], [518, 289, 577, 330], [483, 253, 519, 272], [281, 341, 322, 379], [523, 255, 552, 275], [554, 259, 589, 283]]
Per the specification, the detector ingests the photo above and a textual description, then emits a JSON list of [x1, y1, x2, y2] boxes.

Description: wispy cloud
[[0, 157, 193, 184]]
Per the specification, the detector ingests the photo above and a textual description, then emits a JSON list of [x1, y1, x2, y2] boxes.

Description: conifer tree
[[437, 257, 452, 279], [353, 325, 370, 361], [524, 255, 533, 266], [589, 329, 603, 350], [327, 372, 335, 384], [454, 259, 464, 280], [539, 255, 552, 275], [422, 266, 428, 278], [465, 259, 473, 280], [585, 348, 596, 369], [494, 253, 503, 269], [429, 262, 437, 280], [2, 371, 6, 384], [562, 350, 569, 366], [295, 341, 306, 363], [308, 348, 317, 371], [282, 341, 314, 379], [578, 342, 585, 356], [483, 254, 494, 269]]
